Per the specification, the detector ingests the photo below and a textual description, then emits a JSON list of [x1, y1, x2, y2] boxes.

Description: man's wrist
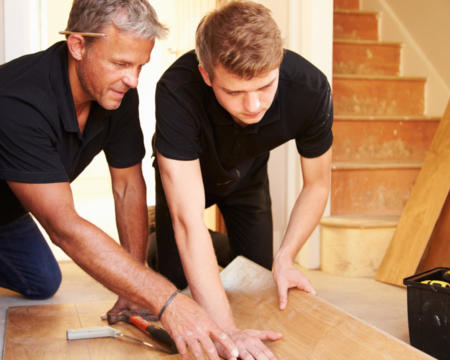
[[158, 289, 181, 320], [274, 246, 296, 266]]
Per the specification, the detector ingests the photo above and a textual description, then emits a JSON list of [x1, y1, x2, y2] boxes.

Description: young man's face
[[199, 63, 279, 127], [76, 24, 155, 110]]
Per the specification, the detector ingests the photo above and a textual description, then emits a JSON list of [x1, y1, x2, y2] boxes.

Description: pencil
[[59, 31, 107, 38]]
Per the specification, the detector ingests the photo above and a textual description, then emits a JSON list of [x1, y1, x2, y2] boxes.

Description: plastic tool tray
[[404, 267, 450, 360]]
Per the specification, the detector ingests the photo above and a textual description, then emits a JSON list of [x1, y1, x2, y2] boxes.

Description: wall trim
[[268, 0, 333, 269], [3, 0, 41, 62]]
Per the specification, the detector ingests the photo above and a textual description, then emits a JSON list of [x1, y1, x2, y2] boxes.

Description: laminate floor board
[[1, 258, 419, 359]]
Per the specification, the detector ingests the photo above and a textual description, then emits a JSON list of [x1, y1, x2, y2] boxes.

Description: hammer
[[107, 310, 178, 354]]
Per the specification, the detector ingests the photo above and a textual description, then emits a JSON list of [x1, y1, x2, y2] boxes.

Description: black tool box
[[404, 267, 450, 360]]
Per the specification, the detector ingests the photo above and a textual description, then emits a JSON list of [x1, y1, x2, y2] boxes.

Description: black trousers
[[150, 163, 273, 289]]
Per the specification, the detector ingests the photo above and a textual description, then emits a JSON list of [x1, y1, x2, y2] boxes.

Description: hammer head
[[107, 310, 158, 325]]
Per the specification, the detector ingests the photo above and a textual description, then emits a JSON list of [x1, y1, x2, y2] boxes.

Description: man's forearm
[[110, 164, 148, 263], [277, 150, 332, 262], [113, 180, 148, 263], [172, 217, 237, 331], [50, 211, 175, 313], [276, 183, 329, 262]]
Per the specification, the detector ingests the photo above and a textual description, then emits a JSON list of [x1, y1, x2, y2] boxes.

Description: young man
[[0, 1, 240, 359], [153, 1, 333, 359]]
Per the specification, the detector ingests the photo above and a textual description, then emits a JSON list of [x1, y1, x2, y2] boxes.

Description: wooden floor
[[0, 258, 424, 359]]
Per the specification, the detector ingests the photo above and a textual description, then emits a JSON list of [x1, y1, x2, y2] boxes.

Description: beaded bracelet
[[158, 289, 181, 320]]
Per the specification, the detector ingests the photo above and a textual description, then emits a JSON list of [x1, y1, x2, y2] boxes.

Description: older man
[[0, 1, 239, 359]]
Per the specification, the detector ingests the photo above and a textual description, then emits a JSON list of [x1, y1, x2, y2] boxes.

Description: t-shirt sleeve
[[103, 89, 146, 168], [296, 82, 333, 158], [0, 96, 69, 183], [154, 81, 201, 160]]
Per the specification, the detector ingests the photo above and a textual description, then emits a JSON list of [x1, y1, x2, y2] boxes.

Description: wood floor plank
[[4, 304, 90, 360], [221, 257, 431, 360], [5, 257, 432, 359], [376, 101, 450, 285]]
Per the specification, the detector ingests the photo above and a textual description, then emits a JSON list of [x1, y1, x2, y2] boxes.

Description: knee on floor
[[23, 269, 62, 300]]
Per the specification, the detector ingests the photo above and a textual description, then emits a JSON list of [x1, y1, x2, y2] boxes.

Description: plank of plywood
[[376, 101, 450, 286], [417, 192, 450, 272], [4, 257, 431, 359]]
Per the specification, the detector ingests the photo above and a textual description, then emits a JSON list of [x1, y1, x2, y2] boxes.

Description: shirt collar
[[50, 42, 80, 135], [50, 42, 109, 141]]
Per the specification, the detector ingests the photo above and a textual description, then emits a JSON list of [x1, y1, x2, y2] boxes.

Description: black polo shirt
[[0, 42, 145, 225], [154, 50, 333, 197]]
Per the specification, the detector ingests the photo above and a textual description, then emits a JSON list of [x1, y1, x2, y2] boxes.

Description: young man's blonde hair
[[195, 0, 283, 79]]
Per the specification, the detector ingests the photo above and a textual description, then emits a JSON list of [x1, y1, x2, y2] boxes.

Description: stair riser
[[334, 12, 378, 41], [334, 0, 359, 10], [333, 42, 401, 76], [331, 168, 420, 214], [321, 225, 394, 277], [332, 120, 439, 162], [333, 78, 425, 116]]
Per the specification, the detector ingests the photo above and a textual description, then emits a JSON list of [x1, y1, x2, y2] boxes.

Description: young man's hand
[[224, 328, 282, 360], [272, 256, 316, 310]]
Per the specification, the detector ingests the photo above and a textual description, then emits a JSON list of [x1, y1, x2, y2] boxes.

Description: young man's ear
[[66, 34, 87, 61], [198, 64, 212, 87]]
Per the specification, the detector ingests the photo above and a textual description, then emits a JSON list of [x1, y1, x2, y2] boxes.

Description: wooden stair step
[[332, 116, 440, 163], [333, 40, 401, 76], [332, 161, 423, 170], [331, 162, 422, 215], [334, 10, 379, 41], [321, 214, 399, 228], [333, 75, 426, 116], [334, 0, 359, 11], [320, 214, 399, 277]]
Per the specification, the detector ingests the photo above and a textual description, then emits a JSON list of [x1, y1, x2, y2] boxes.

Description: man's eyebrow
[[221, 76, 278, 93]]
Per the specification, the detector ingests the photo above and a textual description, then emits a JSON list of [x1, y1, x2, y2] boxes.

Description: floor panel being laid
[[3, 257, 431, 359]]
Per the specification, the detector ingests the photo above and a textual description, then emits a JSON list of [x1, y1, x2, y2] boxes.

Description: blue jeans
[[0, 214, 61, 299]]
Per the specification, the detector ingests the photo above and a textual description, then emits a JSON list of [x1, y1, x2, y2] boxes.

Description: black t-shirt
[[154, 50, 333, 197], [0, 42, 145, 225]]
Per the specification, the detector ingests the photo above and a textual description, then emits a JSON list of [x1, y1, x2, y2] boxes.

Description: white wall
[[263, 0, 333, 269], [2, 0, 41, 62], [362, 0, 450, 116]]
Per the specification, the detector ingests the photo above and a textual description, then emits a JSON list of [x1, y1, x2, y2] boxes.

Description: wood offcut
[[376, 100, 450, 286]]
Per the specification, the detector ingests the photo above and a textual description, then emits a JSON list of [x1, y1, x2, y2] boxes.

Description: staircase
[[320, 0, 440, 277]]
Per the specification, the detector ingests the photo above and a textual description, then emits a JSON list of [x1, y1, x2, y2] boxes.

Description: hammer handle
[[129, 315, 177, 353]]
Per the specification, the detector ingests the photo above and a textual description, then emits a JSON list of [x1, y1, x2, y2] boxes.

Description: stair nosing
[[334, 9, 379, 16], [333, 39, 401, 47], [333, 115, 440, 122], [320, 214, 400, 229], [333, 74, 426, 81], [332, 161, 423, 170]]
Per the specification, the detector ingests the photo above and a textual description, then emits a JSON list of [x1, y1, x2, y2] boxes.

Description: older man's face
[[76, 24, 155, 110]]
